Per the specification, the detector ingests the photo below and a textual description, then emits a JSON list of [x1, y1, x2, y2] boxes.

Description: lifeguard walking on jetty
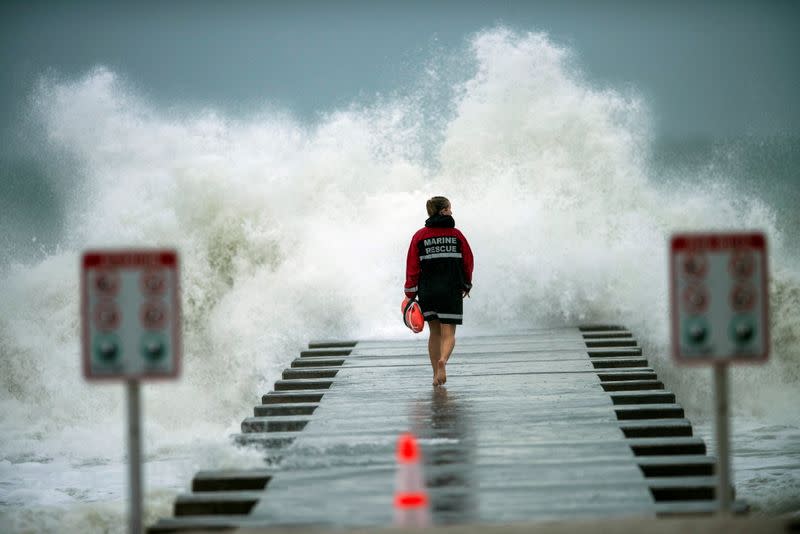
[[405, 196, 474, 386]]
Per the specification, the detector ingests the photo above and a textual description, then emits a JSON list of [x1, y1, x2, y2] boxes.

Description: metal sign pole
[[713, 362, 731, 514], [127, 379, 143, 534]]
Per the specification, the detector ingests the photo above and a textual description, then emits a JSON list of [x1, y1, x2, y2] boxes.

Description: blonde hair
[[426, 196, 450, 217]]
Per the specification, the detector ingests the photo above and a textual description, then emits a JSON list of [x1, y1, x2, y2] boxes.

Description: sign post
[[670, 232, 768, 514], [81, 249, 182, 533], [127, 379, 142, 534], [713, 363, 730, 512]]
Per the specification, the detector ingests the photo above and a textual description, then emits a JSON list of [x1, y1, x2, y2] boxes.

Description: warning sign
[[81, 249, 182, 380], [670, 233, 769, 364]]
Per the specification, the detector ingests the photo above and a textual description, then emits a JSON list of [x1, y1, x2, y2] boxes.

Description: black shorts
[[418, 288, 463, 325]]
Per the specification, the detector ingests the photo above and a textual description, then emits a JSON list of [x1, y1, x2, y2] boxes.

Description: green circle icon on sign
[[94, 334, 120, 363], [141, 333, 167, 362], [683, 317, 709, 346], [729, 315, 756, 345]]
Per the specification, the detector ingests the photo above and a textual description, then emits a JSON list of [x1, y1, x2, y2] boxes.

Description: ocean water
[[1, 28, 798, 532]]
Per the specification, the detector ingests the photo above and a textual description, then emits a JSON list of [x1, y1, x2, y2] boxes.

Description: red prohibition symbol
[[141, 300, 168, 330], [141, 270, 166, 296], [729, 250, 755, 279], [682, 252, 708, 278], [94, 299, 120, 331], [682, 285, 709, 314], [94, 270, 120, 296], [731, 283, 756, 312]]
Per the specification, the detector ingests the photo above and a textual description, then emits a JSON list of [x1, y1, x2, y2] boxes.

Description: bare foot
[[437, 359, 447, 385]]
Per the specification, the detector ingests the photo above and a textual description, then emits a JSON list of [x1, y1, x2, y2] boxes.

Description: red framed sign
[[81, 249, 182, 380], [670, 233, 769, 364]]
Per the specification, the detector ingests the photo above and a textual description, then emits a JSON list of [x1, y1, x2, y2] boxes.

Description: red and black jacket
[[405, 215, 473, 299]]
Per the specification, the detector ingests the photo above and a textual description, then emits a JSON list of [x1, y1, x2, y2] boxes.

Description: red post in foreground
[[394, 433, 431, 527]]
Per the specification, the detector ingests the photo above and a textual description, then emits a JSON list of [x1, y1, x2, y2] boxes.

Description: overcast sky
[[1, 0, 798, 142]]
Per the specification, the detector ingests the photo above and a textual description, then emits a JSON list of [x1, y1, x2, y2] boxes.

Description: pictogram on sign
[[729, 250, 755, 279], [95, 270, 120, 295], [683, 252, 708, 278], [141, 300, 168, 330], [94, 300, 121, 331], [730, 284, 756, 312], [682, 285, 709, 314], [141, 270, 166, 295]]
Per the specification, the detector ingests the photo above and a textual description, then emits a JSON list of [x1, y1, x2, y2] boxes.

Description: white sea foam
[[1, 28, 798, 530]]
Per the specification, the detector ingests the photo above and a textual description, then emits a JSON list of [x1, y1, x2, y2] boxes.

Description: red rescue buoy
[[401, 298, 424, 333]]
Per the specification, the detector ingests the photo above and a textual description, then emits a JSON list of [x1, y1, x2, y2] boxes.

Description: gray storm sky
[[1, 0, 798, 142]]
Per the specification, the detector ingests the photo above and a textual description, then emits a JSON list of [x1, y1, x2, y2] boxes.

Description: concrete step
[[647, 476, 733, 501], [591, 357, 648, 369], [585, 339, 639, 348], [291, 358, 345, 368], [192, 470, 272, 492], [610, 391, 676, 405], [273, 379, 333, 391], [282, 368, 339, 380], [173, 491, 262, 516], [615, 404, 685, 420], [601, 380, 664, 392], [582, 331, 633, 339], [254, 403, 318, 417], [300, 348, 352, 357], [587, 347, 643, 357], [637, 456, 715, 477], [579, 325, 628, 332], [241, 416, 309, 433], [595, 370, 657, 381], [308, 340, 357, 349], [586, 347, 642, 359], [261, 391, 327, 404], [654, 499, 749, 516], [628, 437, 707, 456], [233, 432, 296, 448], [619, 419, 693, 438]]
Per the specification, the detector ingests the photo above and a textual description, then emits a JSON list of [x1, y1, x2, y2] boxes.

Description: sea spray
[[1, 27, 798, 531]]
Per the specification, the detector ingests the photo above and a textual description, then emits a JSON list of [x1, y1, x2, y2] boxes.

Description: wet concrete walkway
[[150, 327, 741, 532]]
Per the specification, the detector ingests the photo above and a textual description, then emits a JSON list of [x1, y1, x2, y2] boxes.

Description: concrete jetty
[[149, 326, 750, 532]]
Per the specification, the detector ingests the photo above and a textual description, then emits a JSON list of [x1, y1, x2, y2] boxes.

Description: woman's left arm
[[458, 230, 473, 296]]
